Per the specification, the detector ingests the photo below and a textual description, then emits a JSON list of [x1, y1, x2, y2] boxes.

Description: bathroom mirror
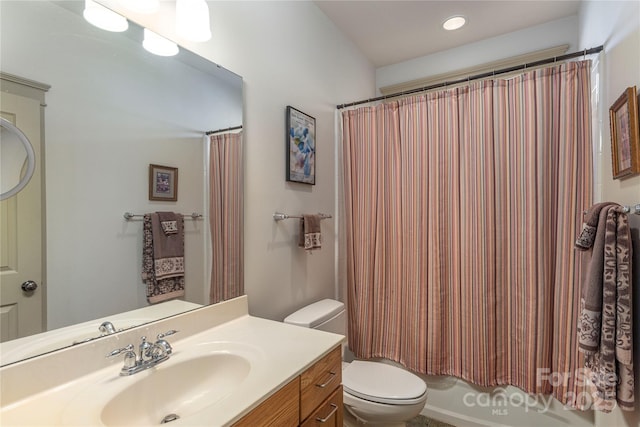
[[0, 0, 242, 366], [0, 117, 36, 201]]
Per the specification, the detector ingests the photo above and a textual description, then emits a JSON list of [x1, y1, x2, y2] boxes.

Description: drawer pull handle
[[315, 404, 338, 423], [315, 371, 337, 388]]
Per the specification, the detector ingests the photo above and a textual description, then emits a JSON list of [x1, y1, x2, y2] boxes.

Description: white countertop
[[0, 296, 344, 426]]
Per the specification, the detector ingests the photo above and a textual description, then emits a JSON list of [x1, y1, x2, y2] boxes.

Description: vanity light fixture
[[121, 0, 159, 14], [442, 15, 466, 31], [143, 29, 179, 56], [83, 0, 128, 32], [176, 0, 212, 42]]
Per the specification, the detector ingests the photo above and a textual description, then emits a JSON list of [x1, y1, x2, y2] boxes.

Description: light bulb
[[176, 0, 212, 42], [143, 29, 179, 56], [83, 0, 128, 32], [121, 0, 159, 14]]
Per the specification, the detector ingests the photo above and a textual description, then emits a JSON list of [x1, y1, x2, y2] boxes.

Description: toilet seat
[[343, 360, 427, 405]]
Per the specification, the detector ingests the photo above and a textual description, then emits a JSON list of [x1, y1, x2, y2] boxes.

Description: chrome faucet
[[107, 330, 179, 376], [99, 321, 117, 335]]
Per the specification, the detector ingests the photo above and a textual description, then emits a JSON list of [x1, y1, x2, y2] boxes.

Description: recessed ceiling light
[[443, 15, 466, 31]]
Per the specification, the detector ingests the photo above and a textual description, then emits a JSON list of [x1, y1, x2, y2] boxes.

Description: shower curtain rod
[[205, 125, 243, 136], [337, 45, 604, 109]]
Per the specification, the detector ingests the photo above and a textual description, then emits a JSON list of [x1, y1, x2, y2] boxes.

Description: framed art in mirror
[[286, 106, 316, 185], [609, 85, 640, 179], [149, 164, 178, 201]]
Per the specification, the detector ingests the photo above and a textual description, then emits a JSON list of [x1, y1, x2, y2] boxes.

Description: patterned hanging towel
[[575, 204, 634, 412], [575, 202, 617, 249], [142, 212, 185, 303], [298, 214, 322, 250]]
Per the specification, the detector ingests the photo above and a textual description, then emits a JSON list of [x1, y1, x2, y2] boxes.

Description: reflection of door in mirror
[[0, 116, 28, 194], [0, 79, 47, 342]]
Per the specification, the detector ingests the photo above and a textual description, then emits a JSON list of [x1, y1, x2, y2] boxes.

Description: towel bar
[[583, 204, 640, 216], [124, 212, 203, 220], [273, 212, 332, 221]]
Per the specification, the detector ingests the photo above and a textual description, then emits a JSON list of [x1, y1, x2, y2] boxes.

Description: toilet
[[284, 299, 428, 426]]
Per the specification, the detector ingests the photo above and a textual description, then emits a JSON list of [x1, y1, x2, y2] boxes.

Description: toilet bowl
[[342, 360, 427, 425], [284, 299, 427, 426]]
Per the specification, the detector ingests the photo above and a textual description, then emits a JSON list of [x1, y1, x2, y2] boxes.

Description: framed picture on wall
[[286, 106, 316, 185], [609, 86, 640, 179], [149, 164, 178, 201]]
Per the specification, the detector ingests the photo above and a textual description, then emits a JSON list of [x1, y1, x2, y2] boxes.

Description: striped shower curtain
[[209, 132, 244, 304], [341, 61, 593, 407]]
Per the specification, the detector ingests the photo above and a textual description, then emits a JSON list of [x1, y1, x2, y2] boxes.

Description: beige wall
[[580, 1, 640, 207]]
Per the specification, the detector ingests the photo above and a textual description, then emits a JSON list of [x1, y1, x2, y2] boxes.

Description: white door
[[0, 90, 44, 342]]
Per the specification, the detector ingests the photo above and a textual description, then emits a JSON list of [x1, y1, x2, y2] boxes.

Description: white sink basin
[[60, 340, 262, 426], [100, 353, 251, 426], [0, 297, 345, 427]]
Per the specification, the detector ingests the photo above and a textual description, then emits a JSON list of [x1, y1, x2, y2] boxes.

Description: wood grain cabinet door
[[232, 378, 300, 427], [301, 385, 343, 427]]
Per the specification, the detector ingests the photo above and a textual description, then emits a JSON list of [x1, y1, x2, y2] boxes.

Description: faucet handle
[[106, 344, 134, 358], [157, 329, 179, 340], [154, 330, 178, 358]]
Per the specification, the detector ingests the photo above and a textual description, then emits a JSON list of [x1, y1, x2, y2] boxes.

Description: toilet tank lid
[[284, 299, 344, 328]]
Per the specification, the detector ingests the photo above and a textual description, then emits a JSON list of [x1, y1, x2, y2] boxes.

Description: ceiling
[[314, 0, 581, 67]]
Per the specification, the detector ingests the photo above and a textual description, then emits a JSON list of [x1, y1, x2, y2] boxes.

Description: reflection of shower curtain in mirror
[[209, 132, 244, 303]]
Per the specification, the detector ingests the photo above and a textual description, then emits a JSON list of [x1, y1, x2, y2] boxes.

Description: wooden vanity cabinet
[[300, 385, 343, 427], [299, 346, 342, 423], [232, 345, 343, 427], [232, 378, 300, 427]]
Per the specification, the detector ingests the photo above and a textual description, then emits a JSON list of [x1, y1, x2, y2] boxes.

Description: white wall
[[207, 2, 375, 320], [579, 0, 640, 208], [579, 2, 640, 426], [376, 15, 578, 92]]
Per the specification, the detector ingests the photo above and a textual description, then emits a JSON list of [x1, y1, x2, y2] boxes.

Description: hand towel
[[298, 214, 322, 250], [153, 212, 184, 279], [577, 205, 612, 353], [575, 202, 617, 250], [142, 213, 185, 304], [576, 204, 634, 412]]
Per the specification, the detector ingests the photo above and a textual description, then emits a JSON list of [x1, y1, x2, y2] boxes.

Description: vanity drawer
[[232, 377, 300, 427], [301, 385, 343, 427], [300, 346, 342, 422]]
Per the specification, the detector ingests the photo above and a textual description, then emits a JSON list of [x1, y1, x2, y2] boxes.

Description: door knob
[[21, 280, 38, 292]]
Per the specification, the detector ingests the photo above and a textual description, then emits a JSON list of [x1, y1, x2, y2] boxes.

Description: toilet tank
[[284, 299, 345, 335]]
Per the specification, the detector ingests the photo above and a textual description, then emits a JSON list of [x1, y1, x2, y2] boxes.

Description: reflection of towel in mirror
[[142, 213, 185, 304], [298, 214, 321, 250]]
